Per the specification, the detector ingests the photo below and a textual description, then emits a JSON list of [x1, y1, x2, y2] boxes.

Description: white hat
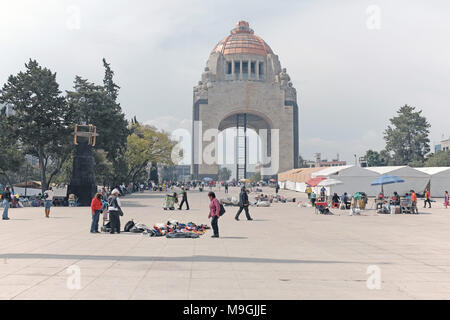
[[111, 189, 120, 195]]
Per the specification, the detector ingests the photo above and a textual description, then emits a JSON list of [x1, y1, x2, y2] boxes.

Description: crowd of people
[[303, 182, 448, 215], [85, 181, 259, 238]]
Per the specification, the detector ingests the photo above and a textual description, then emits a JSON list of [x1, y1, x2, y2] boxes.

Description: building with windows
[[302, 153, 347, 168], [434, 137, 450, 153]]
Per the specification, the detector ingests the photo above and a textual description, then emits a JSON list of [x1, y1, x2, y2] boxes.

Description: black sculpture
[[67, 125, 98, 206]]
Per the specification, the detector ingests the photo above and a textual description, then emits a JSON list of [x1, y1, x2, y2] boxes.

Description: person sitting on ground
[[378, 200, 390, 214], [317, 203, 332, 215]]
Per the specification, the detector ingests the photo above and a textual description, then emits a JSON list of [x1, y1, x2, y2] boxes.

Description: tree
[[425, 150, 450, 167], [103, 58, 120, 101], [66, 72, 129, 186], [251, 171, 261, 183], [218, 167, 232, 181], [0, 107, 25, 186], [125, 123, 175, 183], [364, 149, 390, 167], [0, 59, 73, 192], [384, 105, 431, 166], [66, 76, 128, 160]]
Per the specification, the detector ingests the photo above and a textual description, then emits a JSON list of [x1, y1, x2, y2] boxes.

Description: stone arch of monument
[[191, 21, 299, 180]]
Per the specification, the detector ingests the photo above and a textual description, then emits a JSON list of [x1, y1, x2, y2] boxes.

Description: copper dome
[[212, 21, 273, 56]]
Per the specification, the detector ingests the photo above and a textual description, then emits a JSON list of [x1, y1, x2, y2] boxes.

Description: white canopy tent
[[415, 167, 450, 197], [366, 166, 430, 196], [311, 165, 379, 196]]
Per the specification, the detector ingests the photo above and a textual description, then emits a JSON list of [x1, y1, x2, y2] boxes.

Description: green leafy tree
[[384, 105, 431, 165], [250, 171, 261, 183], [364, 149, 391, 167], [425, 150, 450, 167], [0, 60, 73, 192], [218, 167, 232, 181], [125, 123, 175, 183], [66, 71, 129, 186], [66, 76, 128, 160], [103, 58, 120, 101], [0, 107, 25, 186]]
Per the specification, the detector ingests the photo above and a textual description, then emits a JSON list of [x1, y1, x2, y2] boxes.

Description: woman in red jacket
[[90, 193, 103, 233], [208, 191, 220, 238]]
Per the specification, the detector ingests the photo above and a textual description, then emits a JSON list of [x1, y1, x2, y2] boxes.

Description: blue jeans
[[2, 200, 9, 219], [90, 210, 101, 232], [45, 200, 52, 210]]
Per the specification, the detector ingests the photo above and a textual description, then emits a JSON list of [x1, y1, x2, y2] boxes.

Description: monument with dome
[[191, 21, 299, 180]]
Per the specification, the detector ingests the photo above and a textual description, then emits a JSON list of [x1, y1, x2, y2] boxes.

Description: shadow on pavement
[[0, 253, 391, 265]]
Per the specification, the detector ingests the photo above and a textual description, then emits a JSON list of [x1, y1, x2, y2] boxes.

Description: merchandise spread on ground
[[128, 219, 210, 238]]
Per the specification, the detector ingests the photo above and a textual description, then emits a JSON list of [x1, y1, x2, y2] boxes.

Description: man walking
[[235, 187, 252, 221], [224, 182, 229, 194], [2, 186, 12, 220], [410, 190, 418, 214], [424, 189, 432, 208], [43, 186, 54, 218], [178, 186, 190, 210]]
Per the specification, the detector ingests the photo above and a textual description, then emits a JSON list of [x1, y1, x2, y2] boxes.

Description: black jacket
[[239, 191, 249, 206], [3, 190, 12, 202]]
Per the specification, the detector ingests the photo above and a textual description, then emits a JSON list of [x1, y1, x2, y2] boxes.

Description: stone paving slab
[[1, 186, 450, 299]]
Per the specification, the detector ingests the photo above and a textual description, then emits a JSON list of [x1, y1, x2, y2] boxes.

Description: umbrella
[[371, 175, 404, 194], [269, 178, 276, 182], [203, 177, 213, 182], [305, 177, 326, 187], [239, 178, 250, 183]]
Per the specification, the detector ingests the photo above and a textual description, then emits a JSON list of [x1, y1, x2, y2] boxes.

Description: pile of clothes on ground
[[252, 194, 296, 206], [125, 219, 210, 238], [221, 197, 240, 206]]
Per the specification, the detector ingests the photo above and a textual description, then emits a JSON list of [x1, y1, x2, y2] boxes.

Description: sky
[[1, 0, 449, 164]]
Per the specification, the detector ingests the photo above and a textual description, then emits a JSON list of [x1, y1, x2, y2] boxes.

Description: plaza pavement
[[1, 186, 450, 300]]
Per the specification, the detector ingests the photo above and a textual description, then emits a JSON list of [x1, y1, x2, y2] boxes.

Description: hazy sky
[[1, 0, 449, 163]]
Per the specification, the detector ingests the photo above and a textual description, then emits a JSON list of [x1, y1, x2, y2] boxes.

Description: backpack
[[124, 220, 135, 232], [219, 203, 226, 216]]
